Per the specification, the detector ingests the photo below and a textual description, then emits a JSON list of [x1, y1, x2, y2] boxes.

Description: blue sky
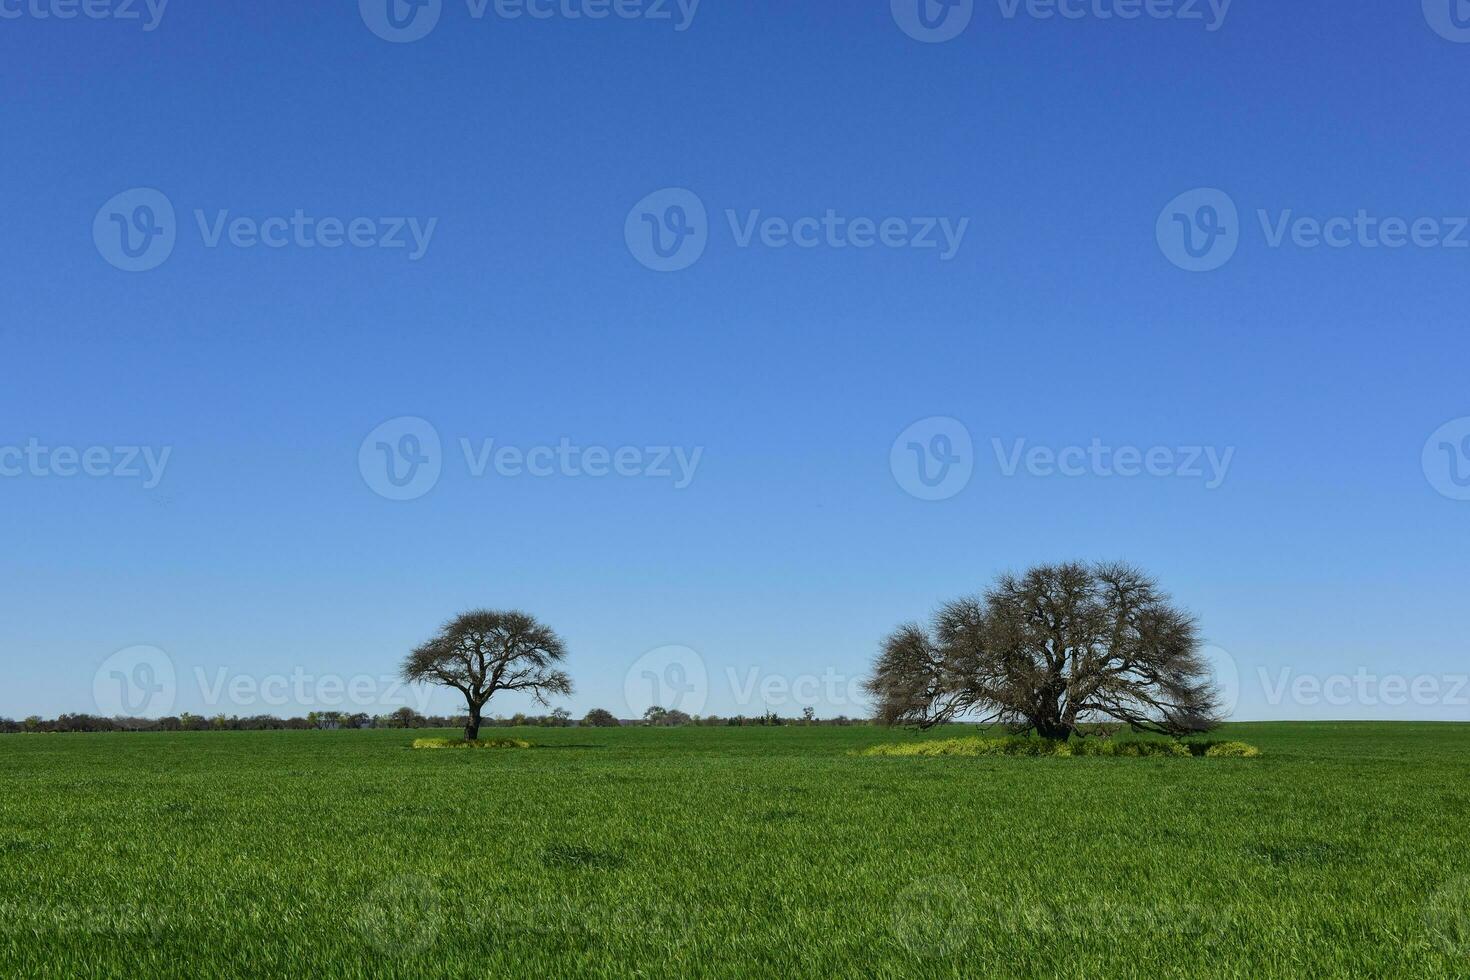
[[2, 0, 1469, 722]]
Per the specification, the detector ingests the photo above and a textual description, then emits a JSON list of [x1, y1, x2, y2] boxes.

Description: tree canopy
[[402, 609, 572, 741], [864, 562, 1221, 739]]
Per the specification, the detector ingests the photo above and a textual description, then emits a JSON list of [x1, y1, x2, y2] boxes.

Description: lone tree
[[402, 610, 573, 741], [865, 562, 1221, 739]]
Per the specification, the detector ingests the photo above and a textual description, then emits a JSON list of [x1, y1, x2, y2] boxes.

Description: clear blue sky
[[3, 1, 1468, 722]]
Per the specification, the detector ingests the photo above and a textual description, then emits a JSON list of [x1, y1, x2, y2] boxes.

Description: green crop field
[[4, 722, 1470, 978]]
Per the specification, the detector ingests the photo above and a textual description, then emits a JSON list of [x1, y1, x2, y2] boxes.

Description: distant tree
[[389, 706, 423, 729], [582, 708, 619, 727], [402, 609, 573, 741], [801, 707, 816, 725], [865, 562, 1222, 739], [549, 707, 572, 727], [658, 709, 692, 727], [642, 706, 669, 725]]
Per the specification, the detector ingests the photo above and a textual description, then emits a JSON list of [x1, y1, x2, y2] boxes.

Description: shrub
[[581, 708, 620, 728], [863, 736, 1072, 757], [1070, 739, 1191, 758], [862, 735, 1252, 759], [411, 737, 531, 750], [1201, 741, 1262, 758]]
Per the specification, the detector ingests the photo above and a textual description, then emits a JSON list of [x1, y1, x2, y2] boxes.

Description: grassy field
[[3, 722, 1469, 978]]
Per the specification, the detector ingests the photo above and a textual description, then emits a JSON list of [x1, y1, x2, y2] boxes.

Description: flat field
[[3, 723, 1469, 978]]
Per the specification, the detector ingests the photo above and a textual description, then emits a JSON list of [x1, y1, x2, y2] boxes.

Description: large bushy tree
[[864, 562, 1221, 739], [402, 610, 573, 741]]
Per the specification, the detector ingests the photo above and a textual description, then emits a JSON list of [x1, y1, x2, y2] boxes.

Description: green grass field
[[4, 722, 1469, 978]]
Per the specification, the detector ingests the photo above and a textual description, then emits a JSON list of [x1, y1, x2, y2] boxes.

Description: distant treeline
[[0, 706, 871, 734]]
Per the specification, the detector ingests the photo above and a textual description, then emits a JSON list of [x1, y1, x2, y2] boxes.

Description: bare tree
[[864, 562, 1221, 738], [402, 610, 573, 741]]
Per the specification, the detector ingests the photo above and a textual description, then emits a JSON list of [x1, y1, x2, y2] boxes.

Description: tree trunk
[[464, 702, 482, 742]]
